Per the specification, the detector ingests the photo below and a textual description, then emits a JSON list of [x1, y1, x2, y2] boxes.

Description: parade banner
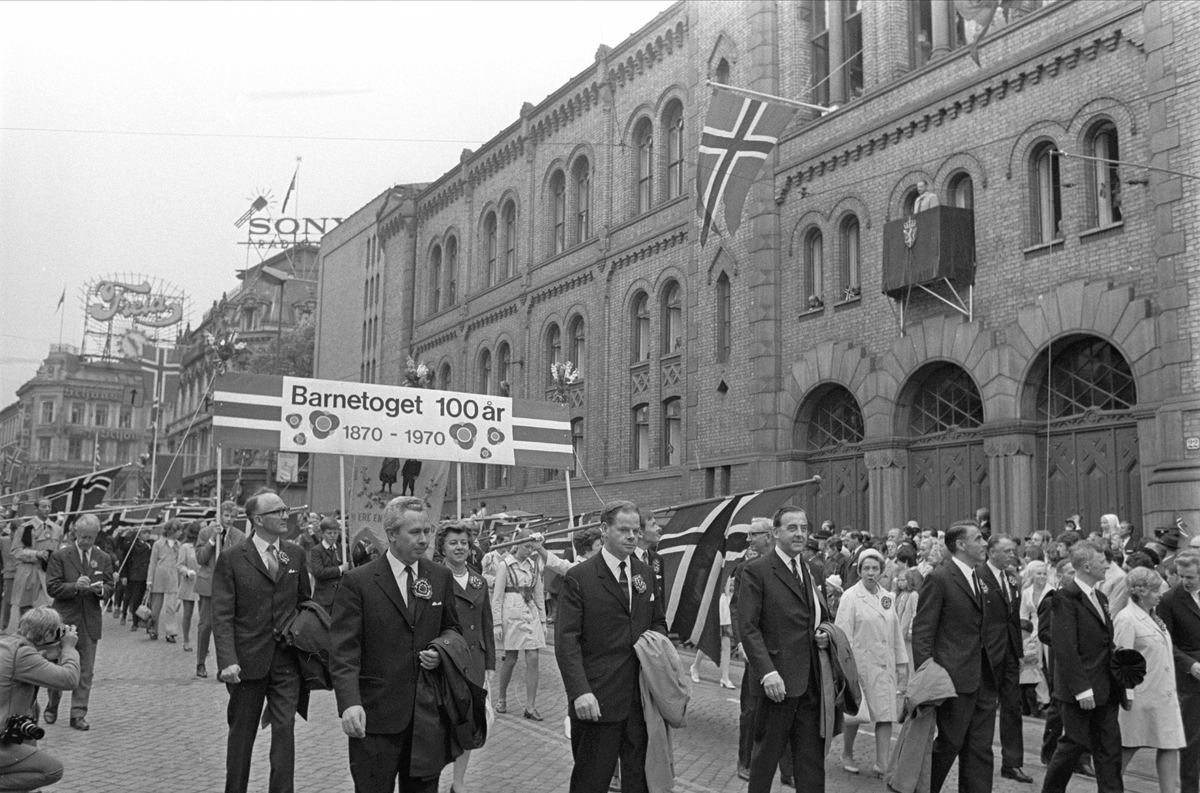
[[347, 455, 451, 551]]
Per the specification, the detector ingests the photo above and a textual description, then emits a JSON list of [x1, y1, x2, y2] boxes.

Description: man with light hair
[[45, 514, 113, 730], [1159, 551, 1200, 793]]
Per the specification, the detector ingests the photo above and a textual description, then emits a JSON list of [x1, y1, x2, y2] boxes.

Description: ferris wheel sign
[[80, 274, 191, 359]]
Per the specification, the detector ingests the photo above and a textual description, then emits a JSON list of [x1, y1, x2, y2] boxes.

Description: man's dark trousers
[[747, 664, 819, 793], [348, 727, 437, 793], [570, 693, 648, 793], [738, 671, 792, 777], [224, 646, 300, 793], [1041, 699, 1122, 793], [931, 656, 997, 793]]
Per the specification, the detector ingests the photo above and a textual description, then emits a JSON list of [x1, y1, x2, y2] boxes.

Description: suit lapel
[[771, 553, 808, 604], [412, 560, 429, 625], [1180, 587, 1200, 622], [950, 562, 981, 610], [374, 558, 412, 625], [244, 542, 275, 583], [1072, 582, 1108, 628], [595, 557, 630, 614]]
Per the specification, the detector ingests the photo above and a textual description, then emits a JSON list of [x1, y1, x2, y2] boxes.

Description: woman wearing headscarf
[[490, 528, 546, 720], [835, 548, 907, 777], [1113, 566, 1184, 793]]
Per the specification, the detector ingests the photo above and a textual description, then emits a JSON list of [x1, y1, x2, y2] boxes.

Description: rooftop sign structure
[[80, 274, 191, 360]]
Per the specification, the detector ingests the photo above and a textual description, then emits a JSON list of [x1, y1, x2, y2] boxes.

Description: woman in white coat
[[490, 530, 546, 720], [1020, 560, 1052, 668], [1113, 566, 1185, 793], [146, 519, 183, 642], [835, 549, 908, 777]]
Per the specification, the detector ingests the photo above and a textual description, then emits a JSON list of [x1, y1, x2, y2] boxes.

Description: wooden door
[[1035, 423, 1140, 534], [809, 455, 869, 532], [908, 442, 988, 530]]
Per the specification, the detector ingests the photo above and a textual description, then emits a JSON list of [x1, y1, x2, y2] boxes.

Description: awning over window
[[881, 206, 976, 297]]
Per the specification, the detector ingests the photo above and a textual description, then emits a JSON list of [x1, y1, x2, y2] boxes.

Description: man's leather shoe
[[1001, 767, 1033, 783], [1076, 759, 1095, 777], [69, 717, 89, 731], [196, 663, 208, 679], [42, 709, 57, 725], [736, 764, 751, 781]]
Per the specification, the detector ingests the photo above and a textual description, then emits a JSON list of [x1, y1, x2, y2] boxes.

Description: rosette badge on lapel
[[881, 595, 893, 610], [468, 574, 484, 590], [278, 551, 290, 567], [412, 578, 433, 599], [632, 575, 647, 594]]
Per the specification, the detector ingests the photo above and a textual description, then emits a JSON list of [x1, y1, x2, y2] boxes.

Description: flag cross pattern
[[139, 346, 181, 421], [696, 91, 798, 247]]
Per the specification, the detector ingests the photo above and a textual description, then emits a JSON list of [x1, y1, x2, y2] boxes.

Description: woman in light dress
[[1020, 560, 1053, 668], [490, 529, 546, 720], [146, 519, 183, 642], [176, 522, 200, 653], [835, 549, 908, 777], [689, 571, 735, 688], [892, 566, 919, 669], [1113, 566, 1185, 793]]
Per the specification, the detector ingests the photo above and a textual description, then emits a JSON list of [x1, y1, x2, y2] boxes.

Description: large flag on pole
[[696, 88, 799, 247], [659, 495, 746, 642], [139, 345, 181, 423], [40, 466, 123, 528]]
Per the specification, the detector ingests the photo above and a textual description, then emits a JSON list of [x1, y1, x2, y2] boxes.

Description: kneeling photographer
[[0, 606, 80, 791]]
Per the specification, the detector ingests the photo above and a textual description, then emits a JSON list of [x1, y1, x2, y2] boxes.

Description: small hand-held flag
[[280, 160, 300, 215], [696, 88, 798, 247], [55, 287, 65, 313]]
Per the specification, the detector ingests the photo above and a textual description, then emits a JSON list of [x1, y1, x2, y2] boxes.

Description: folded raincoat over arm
[[884, 659, 956, 793], [634, 631, 690, 793]]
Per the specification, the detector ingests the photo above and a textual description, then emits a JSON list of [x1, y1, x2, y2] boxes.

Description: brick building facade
[[313, 0, 1199, 537]]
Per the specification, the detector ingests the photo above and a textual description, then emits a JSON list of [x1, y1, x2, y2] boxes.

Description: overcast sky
[[0, 0, 674, 406]]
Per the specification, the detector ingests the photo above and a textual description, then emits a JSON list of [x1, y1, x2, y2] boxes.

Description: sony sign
[[247, 217, 344, 237]]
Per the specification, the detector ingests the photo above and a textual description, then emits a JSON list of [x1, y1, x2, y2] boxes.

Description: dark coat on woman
[[449, 570, 494, 685]]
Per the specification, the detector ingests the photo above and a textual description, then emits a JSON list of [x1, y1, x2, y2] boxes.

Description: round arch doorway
[[792, 384, 868, 533]]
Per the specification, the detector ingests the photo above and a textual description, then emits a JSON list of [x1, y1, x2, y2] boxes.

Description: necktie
[[971, 570, 983, 606], [618, 561, 630, 608], [404, 565, 417, 617], [265, 545, 279, 578], [999, 570, 1010, 604]]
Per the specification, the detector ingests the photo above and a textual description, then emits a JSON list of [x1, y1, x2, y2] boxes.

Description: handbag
[[843, 679, 872, 726], [134, 604, 152, 623]]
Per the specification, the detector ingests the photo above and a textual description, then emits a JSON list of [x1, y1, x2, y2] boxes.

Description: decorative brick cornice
[[777, 29, 1124, 203], [605, 20, 688, 90], [466, 303, 519, 334], [527, 85, 605, 148], [413, 329, 458, 358], [602, 227, 689, 282], [529, 269, 596, 310]]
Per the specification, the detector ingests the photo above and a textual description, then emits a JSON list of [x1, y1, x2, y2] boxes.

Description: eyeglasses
[[258, 508, 289, 518]]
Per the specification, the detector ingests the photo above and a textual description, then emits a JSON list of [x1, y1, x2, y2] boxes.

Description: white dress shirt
[[385, 549, 419, 606], [951, 555, 978, 596], [252, 533, 279, 571], [600, 546, 632, 604], [987, 561, 1011, 603]]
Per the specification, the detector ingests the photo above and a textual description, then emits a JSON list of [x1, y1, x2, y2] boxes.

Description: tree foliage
[[244, 322, 315, 377]]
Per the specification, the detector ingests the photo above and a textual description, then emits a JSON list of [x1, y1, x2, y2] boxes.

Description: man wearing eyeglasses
[[213, 490, 310, 793]]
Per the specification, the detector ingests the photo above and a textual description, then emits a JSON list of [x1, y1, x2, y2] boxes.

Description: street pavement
[[37, 617, 1162, 793]]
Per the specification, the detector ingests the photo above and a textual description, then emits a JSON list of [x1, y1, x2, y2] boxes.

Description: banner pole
[[456, 462, 463, 520], [339, 456, 349, 563], [214, 445, 223, 559], [564, 467, 576, 556]]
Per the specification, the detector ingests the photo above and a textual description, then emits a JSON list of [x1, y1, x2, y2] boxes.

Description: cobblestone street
[[32, 618, 1163, 793]]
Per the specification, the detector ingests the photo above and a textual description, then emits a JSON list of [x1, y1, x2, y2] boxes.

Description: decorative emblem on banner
[[903, 216, 918, 249]]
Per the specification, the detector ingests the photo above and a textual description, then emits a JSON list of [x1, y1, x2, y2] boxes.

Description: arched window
[[634, 118, 654, 214], [908, 364, 984, 436], [662, 281, 682, 353], [664, 101, 684, 200], [484, 211, 498, 286], [547, 323, 562, 382], [632, 404, 650, 471], [497, 343, 511, 394], [574, 158, 591, 242], [804, 229, 824, 307], [798, 385, 865, 450], [1033, 337, 1136, 420], [948, 172, 974, 210], [429, 244, 442, 314], [439, 363, 452, 391], [839, 215, 860, 299], [550, 170, 566, 255], [632, 292, 651, 362], [1086, 121, 1122, 228], [902, 188, 919, 216], [569, 316, 585, 372], [715, 57, 731, 85], [478, 348, 492, 395], [502, 200, 517, 279], [716, 273, 731, 362], [662, 398, 682, 466], [1030, 141, 1063, 245], [445, 236, 458, 306]]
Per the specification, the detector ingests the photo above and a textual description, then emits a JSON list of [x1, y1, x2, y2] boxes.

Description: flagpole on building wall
[[705, 80, 837, 114], [563, 467, 575, 554]]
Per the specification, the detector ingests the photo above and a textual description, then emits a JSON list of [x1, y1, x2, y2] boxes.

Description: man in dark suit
[[556, 500, 667, 793], [979, 534, 1032, 783], [634, 515, 665, 604], [308, 517, 348, 613], [738, 505, 830, 793], [45, 514, 113, 730], [213, 489, 311, 793], [1157, 550, 1200, 793], [912, 520, 996, 793], [1041, 541, 1126, 793], [195, 500, 246, 679], [330, 496, 461, 793]]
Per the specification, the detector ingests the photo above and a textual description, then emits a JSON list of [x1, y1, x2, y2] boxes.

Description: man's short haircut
[[1055, 557, 1074, 575], [600, 500, 643, 529], [749, 516, 772, 534], [37, 498, 51, 508], [163, 517, 184, 536], [895, 544, 918, 568], [74, 513, 100, 532], [572, 527, 603, 557], [1175, 550, 1200, 574], [772, 505, 807, 529], [986, 533, 1014, 552], [244, 489, 278, 519], [18, 606, 63, 645], [382, 496, 426, 533], [944, 520, 977, 554], [1124, 551, 1154, 571], [1069, 540, 1106, 570], [1057, 530, 1082, 549], [824, 536, 842, 553], [319, 516, 340, 533]]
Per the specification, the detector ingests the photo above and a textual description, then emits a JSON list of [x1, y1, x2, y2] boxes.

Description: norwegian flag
[[140, 345, 181, 422], [696, 89, 798, 247], [40, 466, 124, 528]]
